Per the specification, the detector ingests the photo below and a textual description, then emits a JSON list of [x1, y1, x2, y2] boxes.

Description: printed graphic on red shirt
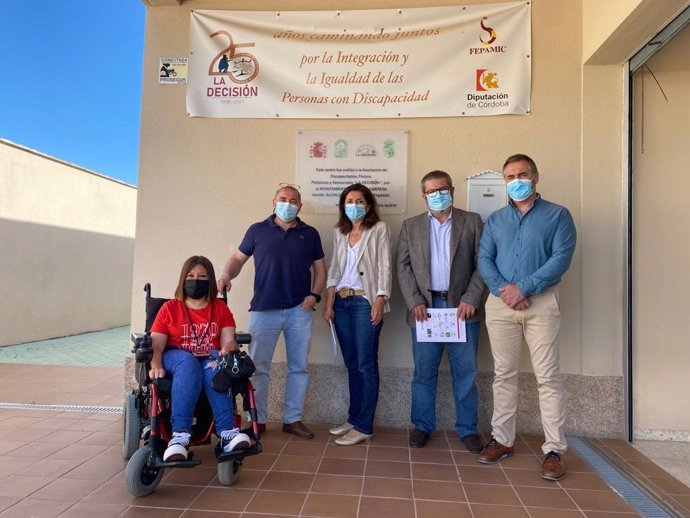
[[151, 299, 235, 357], [179, 321, 219, 355]]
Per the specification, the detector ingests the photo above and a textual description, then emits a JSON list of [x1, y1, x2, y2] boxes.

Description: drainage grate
[[568, 436, 681, 518], [0, 402, 122, 414]]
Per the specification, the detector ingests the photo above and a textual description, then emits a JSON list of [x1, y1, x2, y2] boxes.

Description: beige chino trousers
[[485, 288, 567, 454]]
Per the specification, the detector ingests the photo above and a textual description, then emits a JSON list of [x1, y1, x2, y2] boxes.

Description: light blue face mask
[[506, 179, 533, 202], [344, 203, 367, 222], [274, 201, 299, 222], [426, 191, 453, 212]]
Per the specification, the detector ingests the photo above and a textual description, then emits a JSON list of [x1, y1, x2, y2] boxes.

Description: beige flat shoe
[[329, 421, 354, 436], [335, 429, 372, 446]]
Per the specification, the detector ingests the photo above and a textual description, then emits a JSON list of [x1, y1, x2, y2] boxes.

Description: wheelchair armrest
[[131, 332, 151, 350], [135, 348, 153, 364], [131, 333, 154, 363], [236, 332, 251, 346]]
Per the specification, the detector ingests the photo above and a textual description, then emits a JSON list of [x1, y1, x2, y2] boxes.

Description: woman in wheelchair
[[148, 255, 251, 462]]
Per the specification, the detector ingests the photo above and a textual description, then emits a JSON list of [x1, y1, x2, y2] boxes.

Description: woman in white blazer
[[323, 183, 392, 446]]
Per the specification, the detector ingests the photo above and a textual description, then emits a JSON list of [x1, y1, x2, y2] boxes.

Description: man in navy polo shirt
[[218, 184, 326, 439]]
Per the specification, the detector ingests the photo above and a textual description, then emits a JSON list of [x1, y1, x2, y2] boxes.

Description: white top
[[336, 241, 365, 294]]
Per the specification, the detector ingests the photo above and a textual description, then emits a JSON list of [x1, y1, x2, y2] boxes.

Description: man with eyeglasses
[[396, 170, 485, 452], [217, 183, 326, 439], [477, 154, 576, 481]]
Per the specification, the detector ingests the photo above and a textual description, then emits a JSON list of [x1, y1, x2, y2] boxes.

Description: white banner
[[187, 3, 530, 119], [296, 130, 407, 214]]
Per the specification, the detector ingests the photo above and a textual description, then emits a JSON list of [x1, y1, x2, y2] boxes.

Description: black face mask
[[184, 279, 209, 300]]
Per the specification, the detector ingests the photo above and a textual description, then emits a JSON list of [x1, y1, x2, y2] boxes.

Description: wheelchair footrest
[[155, 458, 202, 469], [216, 442, 262, 462]]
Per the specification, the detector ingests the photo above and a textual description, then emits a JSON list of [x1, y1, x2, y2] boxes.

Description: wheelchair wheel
[[217, 459, 242, 486], [122, 393, 140, 460], [124, 446, 165, 497]]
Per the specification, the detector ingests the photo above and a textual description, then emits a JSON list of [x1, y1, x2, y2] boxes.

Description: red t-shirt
[[151, 298, 236, 356]]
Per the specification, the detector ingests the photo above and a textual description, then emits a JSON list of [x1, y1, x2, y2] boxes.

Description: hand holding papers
[[415, 308, 467, 342]]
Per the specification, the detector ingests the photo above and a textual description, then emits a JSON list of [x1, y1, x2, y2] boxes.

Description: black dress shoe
[[461, 433, 483, 453], [409, 428, 430, 448]]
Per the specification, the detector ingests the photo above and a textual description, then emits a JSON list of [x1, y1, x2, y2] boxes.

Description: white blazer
[[326, 220, 392, 313]]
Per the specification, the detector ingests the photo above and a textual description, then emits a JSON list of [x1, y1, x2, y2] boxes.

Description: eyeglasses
[[424, 188, 450, 198], [279, 182, 301, 191]]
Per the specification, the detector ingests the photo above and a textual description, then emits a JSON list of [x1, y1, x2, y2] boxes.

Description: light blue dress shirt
[[478, 196, 576, 297], [428, 211, 452, 291]]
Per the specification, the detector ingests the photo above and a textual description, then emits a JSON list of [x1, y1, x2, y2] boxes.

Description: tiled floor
[[0, 361, 688, 517]]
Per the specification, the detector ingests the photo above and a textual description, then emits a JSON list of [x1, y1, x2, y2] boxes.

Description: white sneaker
[[163, 431, 191, 461], [220, 428, 251, 453]]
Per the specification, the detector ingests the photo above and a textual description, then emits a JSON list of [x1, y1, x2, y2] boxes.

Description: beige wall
[[583, 0, 687, 64], [632, 26, 690, 437], [0, 139, 137, 346], [132, 0, 689, 435], [133, 0, 585, 372]]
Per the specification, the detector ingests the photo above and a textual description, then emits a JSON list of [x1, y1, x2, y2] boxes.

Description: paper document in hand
[[415, 308, 467, 342], [328, 319, 339, 364]]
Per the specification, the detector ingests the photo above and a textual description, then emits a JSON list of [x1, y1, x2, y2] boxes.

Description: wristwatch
[[309, 292, 322, 303]]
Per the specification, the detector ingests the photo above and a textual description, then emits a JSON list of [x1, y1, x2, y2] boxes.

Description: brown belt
[[337, 288, 366, 298], [429, 290, 449, 300]]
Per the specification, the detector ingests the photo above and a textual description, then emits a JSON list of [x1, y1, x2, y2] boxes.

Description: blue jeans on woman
[[333, 294, 382, 435], [411, 295, 480, 438], [162, 348, 234, 433]]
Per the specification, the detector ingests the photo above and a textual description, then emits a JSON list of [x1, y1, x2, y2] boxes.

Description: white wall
[[0, 139, 137, 346]]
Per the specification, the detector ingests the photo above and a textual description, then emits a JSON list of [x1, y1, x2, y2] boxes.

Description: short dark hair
[[274, 185, 301, 203], [335, 183, 381, 234], [174, 255, 219, 301], [503, 154, 539, 175], [420, 170, 453, 192]]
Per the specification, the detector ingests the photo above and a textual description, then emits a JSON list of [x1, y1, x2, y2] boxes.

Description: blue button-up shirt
[[478, 196, 576, 297], [428, 211, 451, 291]]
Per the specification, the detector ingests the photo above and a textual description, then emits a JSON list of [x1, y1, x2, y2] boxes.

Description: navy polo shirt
[[239, 215, 324, 311]]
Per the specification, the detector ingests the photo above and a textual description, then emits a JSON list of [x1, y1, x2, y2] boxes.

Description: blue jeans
[[248, 304, 314, 424], [162, 348, 234, 433], [411, 295, 480, 438], [333, 295, 382, 435]]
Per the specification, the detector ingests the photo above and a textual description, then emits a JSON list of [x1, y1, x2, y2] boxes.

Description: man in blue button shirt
[[477, 154, 576, 481], [218, 184, 326, 439]]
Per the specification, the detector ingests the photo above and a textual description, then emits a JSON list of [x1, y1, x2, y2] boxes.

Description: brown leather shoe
[[541, 451, 566, 480], [478, 438, 514, 464], [282, 421, 314, 439]]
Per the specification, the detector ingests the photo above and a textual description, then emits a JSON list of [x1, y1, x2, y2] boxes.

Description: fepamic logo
[[469, 17, 506, 55], [205, 30, 260, 99], [480, 18, 497, 45], [476, 69, 499, 91]]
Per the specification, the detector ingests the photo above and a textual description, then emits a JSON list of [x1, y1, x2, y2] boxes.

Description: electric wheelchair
[[122, 283, 262, 497]]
